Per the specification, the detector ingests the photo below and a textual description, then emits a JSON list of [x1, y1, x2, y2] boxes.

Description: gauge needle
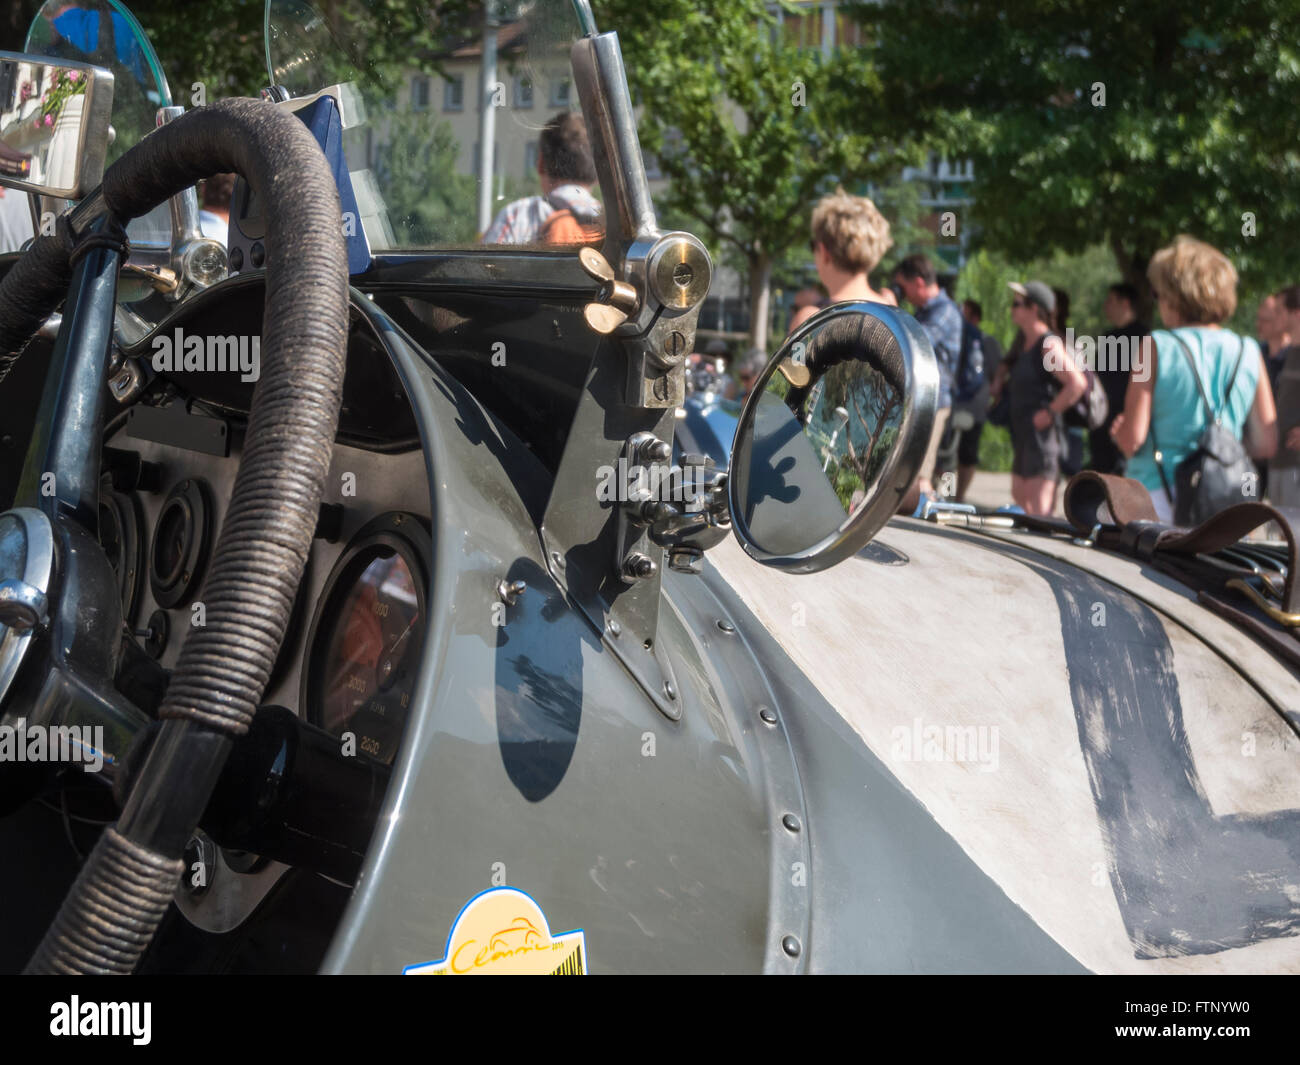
[[377, 615, 417, 687]]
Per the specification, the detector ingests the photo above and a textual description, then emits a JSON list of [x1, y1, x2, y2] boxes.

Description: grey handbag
[[1153, 332, 1256, 526]]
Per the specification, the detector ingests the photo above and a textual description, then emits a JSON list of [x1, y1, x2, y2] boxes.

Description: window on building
[[444, 74, 464, 112], [515, 75, 533, 109], [524, 141, 539, 177], [411, 76, 430, 111], [549, 76, 571, 108]]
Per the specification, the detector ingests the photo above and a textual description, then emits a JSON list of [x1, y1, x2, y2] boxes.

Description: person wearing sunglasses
[[1005, 280, 1088, 515]]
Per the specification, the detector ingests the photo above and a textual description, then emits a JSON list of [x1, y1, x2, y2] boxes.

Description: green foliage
[[857, 0, 1300, 302], [596, 0, 925, 347], [952, 248, 1020, 351], [979, 423, 1014, 474], [132, 0, 268, 100], [870, 176, 934, 282], [372, 107, 479, 245]]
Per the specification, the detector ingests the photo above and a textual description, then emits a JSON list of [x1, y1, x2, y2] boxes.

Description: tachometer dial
[[302, 514, 431, 766]]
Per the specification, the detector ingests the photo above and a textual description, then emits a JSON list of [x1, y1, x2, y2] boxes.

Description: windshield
[[264, 0, 598, 250], [24, 0, 174, 247]]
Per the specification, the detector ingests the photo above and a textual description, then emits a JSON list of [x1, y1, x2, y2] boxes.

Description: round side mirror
[[727, 302, 939, 572]]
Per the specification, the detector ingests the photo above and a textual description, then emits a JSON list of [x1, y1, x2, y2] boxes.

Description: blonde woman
[[1110, 236, 1277, 522], [789, 189, 896, 335]]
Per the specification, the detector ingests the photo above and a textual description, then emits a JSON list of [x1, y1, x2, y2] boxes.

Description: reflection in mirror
[[729, 303, 938, 572], [0, 55, 112, 200]]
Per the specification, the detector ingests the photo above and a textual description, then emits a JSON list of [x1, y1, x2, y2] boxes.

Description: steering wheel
[[0, 97, 349, 973]]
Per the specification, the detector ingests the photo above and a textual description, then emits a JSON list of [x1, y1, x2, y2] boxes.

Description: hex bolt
[[640, 500, 678, 523], [623, 553, 658, 581], [638, 437, 672, 464], [496, 578, 526, 606]]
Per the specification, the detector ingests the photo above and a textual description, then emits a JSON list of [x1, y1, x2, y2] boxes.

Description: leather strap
[[1065, 471, 1158, 530], [1062, 471, 1300, 614]]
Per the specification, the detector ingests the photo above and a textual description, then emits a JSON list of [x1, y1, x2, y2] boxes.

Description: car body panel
[[708, 521, 1300, 973]]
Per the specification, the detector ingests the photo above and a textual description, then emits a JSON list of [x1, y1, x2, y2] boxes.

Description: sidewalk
[[955, 470, 1066, 518]]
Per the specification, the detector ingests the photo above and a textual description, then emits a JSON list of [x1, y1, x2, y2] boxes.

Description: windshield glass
[[25, 0, 173, 247], [265, 0, 599, 250]]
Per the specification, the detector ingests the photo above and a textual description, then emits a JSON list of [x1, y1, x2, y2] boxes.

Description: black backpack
[[1062, 367, 1109, 431], [1153, 333, 1256, 526]]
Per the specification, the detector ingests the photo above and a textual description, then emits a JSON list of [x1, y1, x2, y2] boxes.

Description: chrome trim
[[571, 0, 598, 36], [0, 508, 54, 709], [0, 53, 115, 200], [727, 301, 941, 574], [571, 33, 658, 252]]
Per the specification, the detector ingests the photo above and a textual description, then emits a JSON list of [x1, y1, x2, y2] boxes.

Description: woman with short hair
[[788, 188, 896, 335], [1006, 280, 1088, 515], [1110, 236, 1277, 522]]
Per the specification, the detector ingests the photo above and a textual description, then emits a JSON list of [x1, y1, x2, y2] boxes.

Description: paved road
[[950, 470, 1066, 518]]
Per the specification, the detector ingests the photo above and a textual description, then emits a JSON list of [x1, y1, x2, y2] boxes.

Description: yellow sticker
[[403, 887, 587, 975]]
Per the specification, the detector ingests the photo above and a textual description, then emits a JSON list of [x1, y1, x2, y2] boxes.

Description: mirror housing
[[0, 53, 113, 201], [727, 302, 939, 573]]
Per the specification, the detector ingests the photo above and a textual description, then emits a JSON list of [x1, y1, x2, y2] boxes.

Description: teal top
[[1126, 327, 1261, 494]]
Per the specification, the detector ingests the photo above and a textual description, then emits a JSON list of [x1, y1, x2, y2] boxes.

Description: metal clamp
[[1226, 578, 1300, 627], [1071, 523, 1102, 548]]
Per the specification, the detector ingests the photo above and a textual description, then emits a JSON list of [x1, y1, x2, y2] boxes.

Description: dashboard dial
[[303, 514, 431, 766]]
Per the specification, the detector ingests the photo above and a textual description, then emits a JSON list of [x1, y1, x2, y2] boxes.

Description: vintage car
[[0, 0, 1295, 976]]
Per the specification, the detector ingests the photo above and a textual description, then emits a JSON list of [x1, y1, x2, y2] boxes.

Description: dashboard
[[102, 396, 432, 932]]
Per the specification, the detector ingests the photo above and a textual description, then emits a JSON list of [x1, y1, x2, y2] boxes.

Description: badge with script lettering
[[403, 887, 587, 975]]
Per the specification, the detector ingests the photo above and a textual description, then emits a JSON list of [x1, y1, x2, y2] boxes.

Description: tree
[[373, 108, 480, 244], [3, 1, 482, 104], [597, 0, 920, 352], [858, 0, 1300, 312]]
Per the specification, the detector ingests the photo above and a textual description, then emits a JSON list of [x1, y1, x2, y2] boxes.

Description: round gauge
[[149, 479, 212, 609], [99, 488, 145, 624], [302, 513, 431, 766]]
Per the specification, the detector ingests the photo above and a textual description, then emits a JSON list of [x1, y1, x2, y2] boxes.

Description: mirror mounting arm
[[156, 106, 228, 298]]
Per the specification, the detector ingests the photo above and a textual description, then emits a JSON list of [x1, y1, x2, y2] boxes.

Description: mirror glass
[[0, 55, 112, 199], [728, 302, 939, 572]]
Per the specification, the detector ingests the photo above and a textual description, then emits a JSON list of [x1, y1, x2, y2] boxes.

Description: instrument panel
[[302, 513, 431, 766], [102, 419, 432, 760]]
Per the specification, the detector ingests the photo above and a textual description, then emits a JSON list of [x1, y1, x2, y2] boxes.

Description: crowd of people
[[780, 188, 1286, 524]]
